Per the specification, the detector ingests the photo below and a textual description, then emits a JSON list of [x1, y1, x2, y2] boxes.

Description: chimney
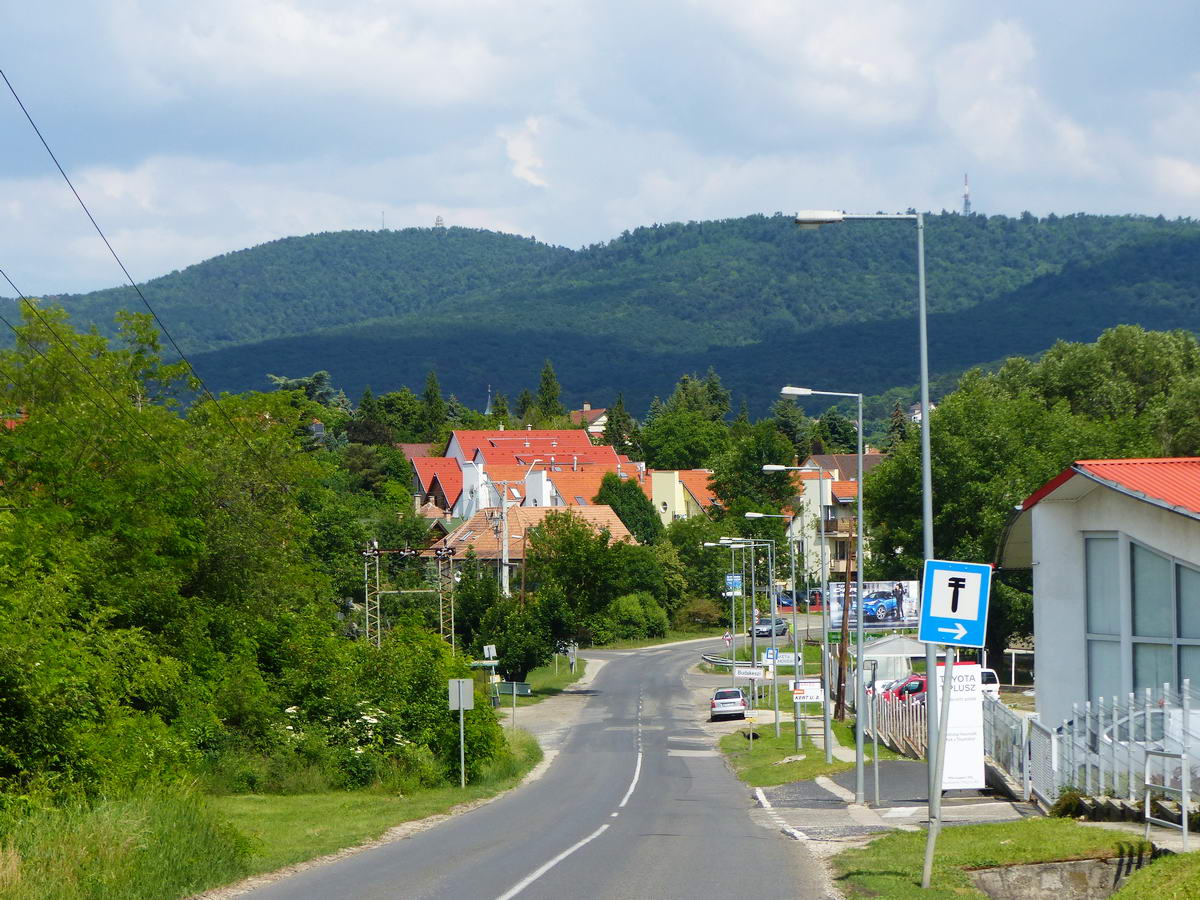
[[499, 423, 505, 431], [573, 455, 578, 472], [583, 402, 591, 411], [525, 424, 532, 431]]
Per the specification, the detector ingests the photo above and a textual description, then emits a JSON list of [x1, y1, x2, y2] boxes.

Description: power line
[[1, 66, 293, 495]]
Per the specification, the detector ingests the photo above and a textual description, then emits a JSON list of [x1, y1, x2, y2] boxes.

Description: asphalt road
[[243, 639, 828, 899]]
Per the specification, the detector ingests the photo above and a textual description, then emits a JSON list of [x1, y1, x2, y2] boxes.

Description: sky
[[3, 0, 1199, 295]]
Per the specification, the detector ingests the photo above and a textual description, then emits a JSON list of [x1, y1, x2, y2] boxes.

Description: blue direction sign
[[917, 559, 993, 648]]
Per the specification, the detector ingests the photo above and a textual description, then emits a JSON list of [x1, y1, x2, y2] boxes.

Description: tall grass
[[0, 785, 250, 900]]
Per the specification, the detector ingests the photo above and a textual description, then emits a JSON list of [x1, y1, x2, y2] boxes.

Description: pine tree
[[603, 393, 635, 454], [884, 400, 910, 452], [534, 359, 565, 419], [347, 386, 394, 445], [420, 370, 447, 439], [516, 389, 535, 420]]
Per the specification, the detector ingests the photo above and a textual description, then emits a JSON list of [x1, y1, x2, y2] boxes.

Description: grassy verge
[[718, 728, 853, 787], [1114, 849, 1200, 898], [0, 785, 251, 900], [599, 627, 726, 650], [209, 728, 542, 877], [832, 819, 1136, 899], [510, 658, 587, 707]]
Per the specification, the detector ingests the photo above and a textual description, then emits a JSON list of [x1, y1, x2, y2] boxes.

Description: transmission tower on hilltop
[[962, 173, 972, 216]]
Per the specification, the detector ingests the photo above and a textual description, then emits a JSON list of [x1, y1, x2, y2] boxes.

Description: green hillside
[[15, 211, 1200, 413]]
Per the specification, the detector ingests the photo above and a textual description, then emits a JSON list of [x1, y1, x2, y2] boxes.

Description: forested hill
[[19, 212, 1200, 413]]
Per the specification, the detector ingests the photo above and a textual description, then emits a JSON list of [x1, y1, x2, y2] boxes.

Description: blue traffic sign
[[917, 559, 993, 648]]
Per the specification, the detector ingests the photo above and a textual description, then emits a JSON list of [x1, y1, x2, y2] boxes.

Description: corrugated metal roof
[[1020, 457, 1200, 520], [1076, 458, 1200, 518]]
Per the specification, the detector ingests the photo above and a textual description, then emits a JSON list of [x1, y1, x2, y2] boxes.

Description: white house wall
[[1032, 485, 1200, 726]]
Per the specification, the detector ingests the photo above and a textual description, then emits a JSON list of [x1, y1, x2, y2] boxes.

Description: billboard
[[822, 580, 919, 627]]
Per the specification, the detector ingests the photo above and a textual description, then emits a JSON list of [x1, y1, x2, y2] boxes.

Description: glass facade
[[1084, 536, 1200, 699]]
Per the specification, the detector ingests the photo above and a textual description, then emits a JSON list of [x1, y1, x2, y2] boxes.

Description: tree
[[515, 389, 535, 420], [602, 393, 635, 455], [346, 387, 394, 445], [593, 471, 663, 544], [479, 594, 552, 682], [379, 387, 424, 441], [640, 410, 728, 470], [884, 401, 910, 452], [815, 407, 857, 453], [708, 421, 795, 510], [770, 399, 811, 462], [420, 370, 447, 439], [534, 359, 565, 420]]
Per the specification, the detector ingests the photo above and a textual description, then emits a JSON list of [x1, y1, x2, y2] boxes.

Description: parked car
[[750, 616, 788, 637], [980, 667, 1000, 699], [883, 673, 927, 701], [710, 687, 748, 720], [853, 590, 900, 621], [807, 589, 824, 609]]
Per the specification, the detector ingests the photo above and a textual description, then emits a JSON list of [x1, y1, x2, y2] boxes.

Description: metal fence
[[983, 694, 1029, 795], [1012, 679, 1200, 826], [863, 694, 927, 759]]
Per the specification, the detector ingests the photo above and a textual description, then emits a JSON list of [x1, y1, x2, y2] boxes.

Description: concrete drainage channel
[[967, 842, 1167, 899]]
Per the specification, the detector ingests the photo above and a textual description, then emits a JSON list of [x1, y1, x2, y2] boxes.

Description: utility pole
[[834, 525, 854, 719]]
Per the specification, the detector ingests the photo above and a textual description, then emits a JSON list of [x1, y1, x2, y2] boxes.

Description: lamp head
[[744, 512, 764, 519], [761, 464, 787, 472], [780, 386, 813, 398], [794, 210, 845, 229]]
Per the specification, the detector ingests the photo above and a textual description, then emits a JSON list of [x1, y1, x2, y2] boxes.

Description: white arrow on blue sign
[[917, 559, 993, 648]]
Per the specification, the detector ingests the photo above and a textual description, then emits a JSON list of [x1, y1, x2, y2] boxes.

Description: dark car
[[854, 590, 899, 621]]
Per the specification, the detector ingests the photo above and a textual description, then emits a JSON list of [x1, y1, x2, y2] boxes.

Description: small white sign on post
[[448, 678, 473, 789], [448, 678, 474, 710], [790, 679, 825, 702], [734, 665, 770, 680]]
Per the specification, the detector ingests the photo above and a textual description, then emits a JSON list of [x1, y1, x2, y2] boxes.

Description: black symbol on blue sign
[[946, 576, 967, 613]]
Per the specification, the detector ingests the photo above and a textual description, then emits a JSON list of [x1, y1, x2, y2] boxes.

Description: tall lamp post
[[780, 385, 865, 804], [722, 536, 778, 735], [763, 463, 834, 764], [704, 540, 739, 686], [792, 208, 937, 802]]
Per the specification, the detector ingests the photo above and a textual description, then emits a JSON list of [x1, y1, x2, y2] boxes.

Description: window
[[1134, 643, 1173, 693], [1178, 565, 1200, 639], [1132, 543, 1172, 637], [1085, 537, 1118, 635], [1088, 640, 1120, 702]]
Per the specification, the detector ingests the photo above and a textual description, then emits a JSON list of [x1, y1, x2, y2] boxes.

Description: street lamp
[[780, 385, 866, 804], [793, 209, 937, 796], [764, 463, 833, 763], [704, 540, 740, 685], [723, 535, 776, 733], [746, 511, 803, 747]]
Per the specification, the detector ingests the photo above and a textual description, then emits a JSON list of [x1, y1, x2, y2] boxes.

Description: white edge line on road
[[618, 751, 643, 808], [494, 824, 610, 900], [755, 787, 772, 809]]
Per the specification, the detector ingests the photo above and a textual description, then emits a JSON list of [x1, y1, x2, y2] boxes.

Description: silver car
[[710, 687, 748, 720]]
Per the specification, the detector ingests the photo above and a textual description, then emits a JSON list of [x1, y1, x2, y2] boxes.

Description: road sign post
[[448, 678, 474, 789], [917, 559, 993, 889]]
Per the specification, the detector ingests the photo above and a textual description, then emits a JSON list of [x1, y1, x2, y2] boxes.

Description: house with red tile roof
[[423, 505, 635, 576], [568, 402, 608, 436], [445, 428, 594, 464], [411, 458, 464, 515], [1000, 458, 1200, 725]]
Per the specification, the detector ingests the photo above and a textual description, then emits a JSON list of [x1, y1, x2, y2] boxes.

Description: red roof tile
[[424, 505, 635, 559], [678, 469, 720, 509], [412, 458, 463, 506], [451, 430, 594, 459]]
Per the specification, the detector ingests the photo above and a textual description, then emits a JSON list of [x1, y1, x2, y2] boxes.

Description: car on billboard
[[855, 590, 900, 621]]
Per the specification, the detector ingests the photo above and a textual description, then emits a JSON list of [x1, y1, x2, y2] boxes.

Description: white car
[[980, 667, 1000, 699], [710, 687, 748, 720]]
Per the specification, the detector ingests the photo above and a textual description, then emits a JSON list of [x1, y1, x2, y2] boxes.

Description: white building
[[1001, 458, 1200, 727]]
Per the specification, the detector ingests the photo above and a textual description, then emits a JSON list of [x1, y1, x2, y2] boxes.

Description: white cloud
[[934, 21, 1104, 177], [498, 117, 549, 188]]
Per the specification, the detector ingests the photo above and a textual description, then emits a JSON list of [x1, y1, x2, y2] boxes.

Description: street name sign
[[917, 559, 993, 648], [734, 665, 769, 680], [791, 679, 824, 702]]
